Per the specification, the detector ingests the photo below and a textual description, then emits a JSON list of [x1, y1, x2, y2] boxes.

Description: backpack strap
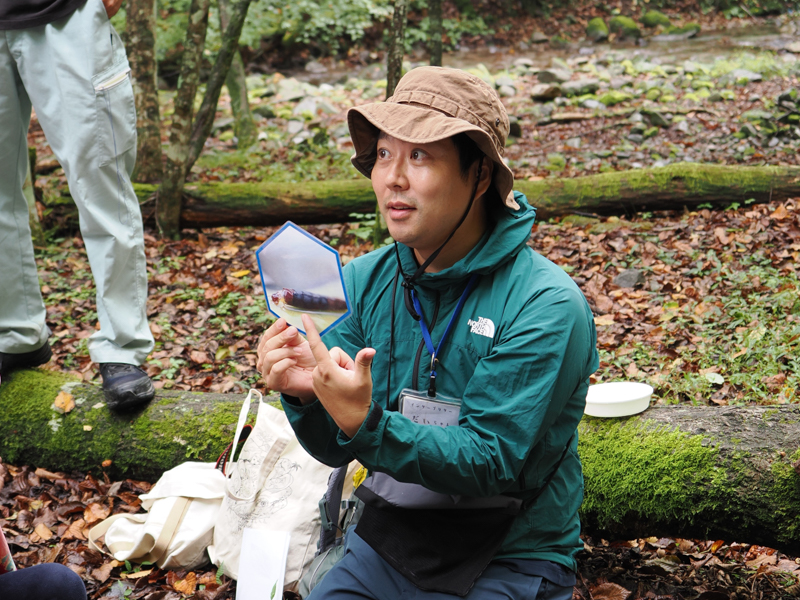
[[215, 424, 253, 475], [317, 465, 349, 555]]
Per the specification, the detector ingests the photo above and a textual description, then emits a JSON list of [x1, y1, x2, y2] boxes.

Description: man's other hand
[[103, 0, 123, 18], [257, 318, 317, 403], [303, 314, 375, 438]]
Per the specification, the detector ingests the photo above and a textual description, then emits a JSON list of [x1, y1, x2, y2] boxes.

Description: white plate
[[584, 382, 653, 418]]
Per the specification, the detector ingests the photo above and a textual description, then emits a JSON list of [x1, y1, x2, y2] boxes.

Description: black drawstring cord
[[392, 158, 484, 321]]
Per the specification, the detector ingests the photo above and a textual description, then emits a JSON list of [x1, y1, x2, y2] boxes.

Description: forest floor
[[10, 6, 800, 600]]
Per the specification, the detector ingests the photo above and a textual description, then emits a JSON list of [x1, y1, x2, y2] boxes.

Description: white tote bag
[[208, 390, 334, 588], [88, 461, 226, 570]]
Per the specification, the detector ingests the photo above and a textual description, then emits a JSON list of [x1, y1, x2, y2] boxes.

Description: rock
[[586, 17, 609, 42], [581, 99, 605, 110], [627, 133, 644, 144], [554, 97, 571, 106], [287, 120, 304, 135], [768, 137, 780, 148], [565, 137, 582, 149], [641, 10, 671, 28], [495, 75, 515, 88], [665, 23, 701, 38], [275, 77, 307, 102], [652, 159, 670, 168], [579, 47, 595, 56], [739, 123, 759, 138], [786, 41, 800, 54], [742, 109, 774, 122], [293, 97, 318, 116], [498, 85, 517, 97], [508, 116, 522, 138], [530, 31, 549, 44], [212, 117, 235, 133], [561, 78, 600, 96], [608, 16, 642, 40], [599, 90, 632, 106], [304, 60, 328, 74], [643, 126, 659, 139], [777, 89, 799, 104], [646, 88, 662, 101], [538, 68, 573, 84], [610, 76, 632, 90], [252, 104, 276, 119], [630, 124, 646, 135], [513, 58, 535, 68], [709, 92, 724, 102], [642, 109, 671, 127], [530, 83, 562, 100], [675, 120, 690, 134], [629, 112, 644, 123], [549, 35, 569, 49], [614, 269, 646, 288], [730, 68, 763, 84], [682, 60, 701, 74]]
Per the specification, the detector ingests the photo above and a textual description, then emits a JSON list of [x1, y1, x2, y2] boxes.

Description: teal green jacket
[[282, 193, 599, 571]]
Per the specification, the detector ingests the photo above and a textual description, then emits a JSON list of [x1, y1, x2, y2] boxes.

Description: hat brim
[[347, 103, 516, 208]]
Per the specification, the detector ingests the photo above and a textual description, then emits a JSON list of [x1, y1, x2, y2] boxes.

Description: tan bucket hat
[[347, 66, 518, 209]]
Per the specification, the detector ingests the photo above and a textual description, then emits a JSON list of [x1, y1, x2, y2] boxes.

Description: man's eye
[[411, 150, 424, 160], [378, 148, 388, 158]]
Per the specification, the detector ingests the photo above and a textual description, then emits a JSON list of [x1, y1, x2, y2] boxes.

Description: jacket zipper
[[412, 290, 441, 391]]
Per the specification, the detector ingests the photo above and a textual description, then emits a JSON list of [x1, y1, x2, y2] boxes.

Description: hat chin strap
[[393, 158, 484, 321]]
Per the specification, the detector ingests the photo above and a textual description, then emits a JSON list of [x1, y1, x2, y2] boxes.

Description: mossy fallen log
[[580, 405, 800, 553], [0, 369, 262, 481], [4, 369, 800, 553], [126, 164, 800, 229]]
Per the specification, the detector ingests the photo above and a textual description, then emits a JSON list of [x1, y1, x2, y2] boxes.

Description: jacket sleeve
[[335, 283, 599, 498], [280, 262, 366, 468]]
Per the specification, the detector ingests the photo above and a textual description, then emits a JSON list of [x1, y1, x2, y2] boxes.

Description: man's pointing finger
[[301, 314, 331, 365]]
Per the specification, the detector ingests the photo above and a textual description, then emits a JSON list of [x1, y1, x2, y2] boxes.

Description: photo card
[[256, 222, 351, 336]]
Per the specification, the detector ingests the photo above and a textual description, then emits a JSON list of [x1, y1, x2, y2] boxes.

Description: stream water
[[284, 21, 798, 84]]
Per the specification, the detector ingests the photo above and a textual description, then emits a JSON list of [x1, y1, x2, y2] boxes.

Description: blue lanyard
[[411, 274, 478, 397]]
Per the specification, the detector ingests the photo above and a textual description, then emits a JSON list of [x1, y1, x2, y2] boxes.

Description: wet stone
[[530, 84, 562, 100], [628, 133, 644, 144], [498, 85, 517, 97], [508, 116, 523, 137], [610, 77, 632, 90], [565, 137, 582, 149], [675, 120, 690, 134], [581, 99, 604, 110], [287, 120, 304, 135], [561, 79, 600, 96]]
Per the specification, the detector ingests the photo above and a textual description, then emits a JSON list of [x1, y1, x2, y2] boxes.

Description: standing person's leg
[[9, 0, 155, 407], [0, 32, 52, 375], [0, 563, 87, 600]]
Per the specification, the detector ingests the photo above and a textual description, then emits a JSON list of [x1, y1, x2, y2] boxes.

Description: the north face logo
[[468, 317, 495, 338]]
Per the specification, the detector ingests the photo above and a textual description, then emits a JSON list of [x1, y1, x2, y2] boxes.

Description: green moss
[[586, 18, 609, 42], [640, 10, 671, 28], [0, 370, 258, 480], [579, 418, 731, 528], [768, 460, 800, 542], [608, 16, 641, 39]]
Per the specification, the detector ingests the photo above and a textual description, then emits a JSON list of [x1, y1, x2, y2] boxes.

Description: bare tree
[[218, 0, 256, 149], [127, 0, 163, 182], [386, 0, 407, 98], [428, 0, 443, 67]]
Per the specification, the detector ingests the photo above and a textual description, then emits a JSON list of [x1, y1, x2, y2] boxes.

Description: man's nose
[[385, 159, 408, 189]]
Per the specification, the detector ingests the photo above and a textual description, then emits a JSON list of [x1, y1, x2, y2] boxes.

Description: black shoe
[[0, 341, 52, 377], [99, 363, 155, 411]]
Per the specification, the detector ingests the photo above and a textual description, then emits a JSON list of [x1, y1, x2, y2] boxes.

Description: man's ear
[[475, 159, 494, 199]]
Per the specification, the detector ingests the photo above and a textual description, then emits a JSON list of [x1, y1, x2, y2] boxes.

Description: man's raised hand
[[302, 314, 376, 438], [256, 318, 317, 403]]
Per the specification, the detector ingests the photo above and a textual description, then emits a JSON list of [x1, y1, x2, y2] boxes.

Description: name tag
[[399, 389, 461, 427]]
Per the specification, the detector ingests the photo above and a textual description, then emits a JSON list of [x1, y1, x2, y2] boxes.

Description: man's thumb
[[355, 348, 376, 378]]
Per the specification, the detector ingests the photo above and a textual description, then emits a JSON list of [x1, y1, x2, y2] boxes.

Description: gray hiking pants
[[0, 0, 154, 364]]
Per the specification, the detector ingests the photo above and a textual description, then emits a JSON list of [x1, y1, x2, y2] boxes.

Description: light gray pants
[[0, 0, 154, 365]]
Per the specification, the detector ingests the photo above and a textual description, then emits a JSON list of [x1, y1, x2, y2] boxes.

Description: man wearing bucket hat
[[257, 66, 598, 599]]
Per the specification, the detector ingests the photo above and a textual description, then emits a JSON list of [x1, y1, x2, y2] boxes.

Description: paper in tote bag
[[88, 461, 226, 570], [208, 389, 334, 588]]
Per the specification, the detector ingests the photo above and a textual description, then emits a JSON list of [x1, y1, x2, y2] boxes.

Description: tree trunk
[[218, 0, 256, 149], [157, 0, 211, 239], [127, 164, 800, 229], [186, 0, 254, 171], [386, 0, 407, 98], [24, 147, 45, 246], [127, 0, 163, 183], [5, 368, 800, 555], [428, 0, 443, 67]]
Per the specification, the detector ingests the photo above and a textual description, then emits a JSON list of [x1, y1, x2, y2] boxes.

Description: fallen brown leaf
[[589, 581, 631, 600], [33, 522, 53, 541], [84, 502, 111, 525], [170, 571, 197, 596], [53, 390, 75, 414]]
